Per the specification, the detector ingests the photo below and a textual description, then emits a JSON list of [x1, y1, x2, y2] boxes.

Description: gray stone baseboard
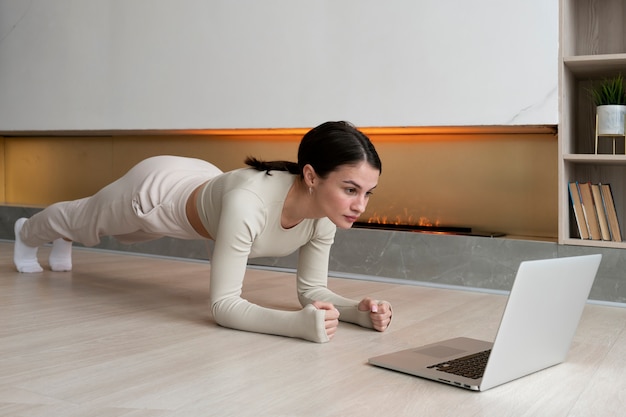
[[4, 206, 625, 304]]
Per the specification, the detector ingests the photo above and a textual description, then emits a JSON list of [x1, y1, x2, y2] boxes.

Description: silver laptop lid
[[480, 254, 601, 390]]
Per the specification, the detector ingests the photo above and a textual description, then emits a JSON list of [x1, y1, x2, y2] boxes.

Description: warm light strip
[[179, 125, 557, 136], [1, 125, 557, 138]]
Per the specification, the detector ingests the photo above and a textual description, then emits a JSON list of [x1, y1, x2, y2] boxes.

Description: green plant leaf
[[590, 74, 626, 106]]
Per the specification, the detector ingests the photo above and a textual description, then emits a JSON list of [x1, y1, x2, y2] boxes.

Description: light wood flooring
[[1, 242, 626, 417]]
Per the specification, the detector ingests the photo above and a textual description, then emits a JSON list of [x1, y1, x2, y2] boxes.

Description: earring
[[308, 187, 313, 195]]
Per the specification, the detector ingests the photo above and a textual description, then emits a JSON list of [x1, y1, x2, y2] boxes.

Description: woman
[[13, 121, 392, 343]]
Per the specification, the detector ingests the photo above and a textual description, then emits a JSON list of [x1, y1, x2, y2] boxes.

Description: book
[[591, 183, 611, 241], [578, 182, 602, 240], [600, 183, 622, 242], [569, 182, 589, 239]]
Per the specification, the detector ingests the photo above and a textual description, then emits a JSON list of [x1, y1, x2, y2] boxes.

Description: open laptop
[[368, 254, 602, 391]]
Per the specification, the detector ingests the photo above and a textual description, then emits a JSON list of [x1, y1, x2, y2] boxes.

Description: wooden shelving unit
[[559, 0, 626, 248]]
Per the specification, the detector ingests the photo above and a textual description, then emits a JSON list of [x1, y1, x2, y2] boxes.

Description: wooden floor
[[2, 242, 626, 417]]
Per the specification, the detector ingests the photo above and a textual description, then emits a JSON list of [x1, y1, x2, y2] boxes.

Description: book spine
[[600, 183, 622, 242], [578, 182, 602, 241], [591, 184, 611, 241], [569, 182, 589, 240]]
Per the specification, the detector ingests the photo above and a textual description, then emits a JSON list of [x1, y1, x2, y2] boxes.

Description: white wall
[[0, 0, 558, 131]]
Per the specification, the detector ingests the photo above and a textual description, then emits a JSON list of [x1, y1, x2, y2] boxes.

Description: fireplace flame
[[365, 212, 441, 228]]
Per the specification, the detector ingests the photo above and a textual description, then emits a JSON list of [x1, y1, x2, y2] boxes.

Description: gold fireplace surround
[[0, 125, 557, 240]]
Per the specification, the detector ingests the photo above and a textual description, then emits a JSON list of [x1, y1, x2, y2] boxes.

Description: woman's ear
[[302, 164, 317, 187]]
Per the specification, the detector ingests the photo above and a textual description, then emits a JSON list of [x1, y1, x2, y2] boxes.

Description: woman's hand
[[358, 297, 392, 332], [312, 301, 340, 340]]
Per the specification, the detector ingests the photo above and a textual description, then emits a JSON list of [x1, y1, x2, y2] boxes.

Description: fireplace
[[353, 221, 504, 237], [2, 125, 557, 240]]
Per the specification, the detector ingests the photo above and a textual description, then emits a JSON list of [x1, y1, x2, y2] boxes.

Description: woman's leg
[[14, 155, 222, 273], [14, 191, 131, 273], [14, 162, 159, 273]]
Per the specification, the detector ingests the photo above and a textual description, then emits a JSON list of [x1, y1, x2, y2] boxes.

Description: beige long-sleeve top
[[196, 168, 375, 342]]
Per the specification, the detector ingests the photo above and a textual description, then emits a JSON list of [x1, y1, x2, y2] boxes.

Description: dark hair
[[245, 121, 381, 177]]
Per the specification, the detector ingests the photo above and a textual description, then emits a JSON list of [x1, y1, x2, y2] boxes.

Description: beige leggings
[[20, 156, 223, 247]]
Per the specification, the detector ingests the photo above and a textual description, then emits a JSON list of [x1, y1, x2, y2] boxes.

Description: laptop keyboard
[[427, 349, 491, 380]]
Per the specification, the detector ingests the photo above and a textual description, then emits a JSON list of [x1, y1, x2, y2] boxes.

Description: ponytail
[[244, 157, 300, 175]]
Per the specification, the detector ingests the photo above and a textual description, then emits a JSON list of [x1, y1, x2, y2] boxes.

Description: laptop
[[368, 254, 602, 391]]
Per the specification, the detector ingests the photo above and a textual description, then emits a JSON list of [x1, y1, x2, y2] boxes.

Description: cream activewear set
[[19, 155, 382, 342]]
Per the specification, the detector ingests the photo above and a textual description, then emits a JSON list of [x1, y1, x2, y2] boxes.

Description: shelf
[[559, 0, 626, 249], [562, 238, 626, 249], [563, 54, 626, 77], [563, 154, 626, 164]]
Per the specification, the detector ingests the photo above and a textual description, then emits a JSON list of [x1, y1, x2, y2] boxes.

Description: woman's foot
[[49, 238, 72, 272], [13, 218, 43, 273]]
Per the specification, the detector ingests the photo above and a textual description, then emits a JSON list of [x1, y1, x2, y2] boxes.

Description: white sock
[[13, 218, 43, 273], [49, 238, 73, 272]]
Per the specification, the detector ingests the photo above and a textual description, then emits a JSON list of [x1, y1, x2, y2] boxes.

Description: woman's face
[[312, 162, 380, 229]]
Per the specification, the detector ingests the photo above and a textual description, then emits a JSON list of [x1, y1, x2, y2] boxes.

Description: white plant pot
[[597, 105, 626, 135]]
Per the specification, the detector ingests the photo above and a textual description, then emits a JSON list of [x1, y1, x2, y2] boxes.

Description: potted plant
[[591, 74, 626, 136]]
